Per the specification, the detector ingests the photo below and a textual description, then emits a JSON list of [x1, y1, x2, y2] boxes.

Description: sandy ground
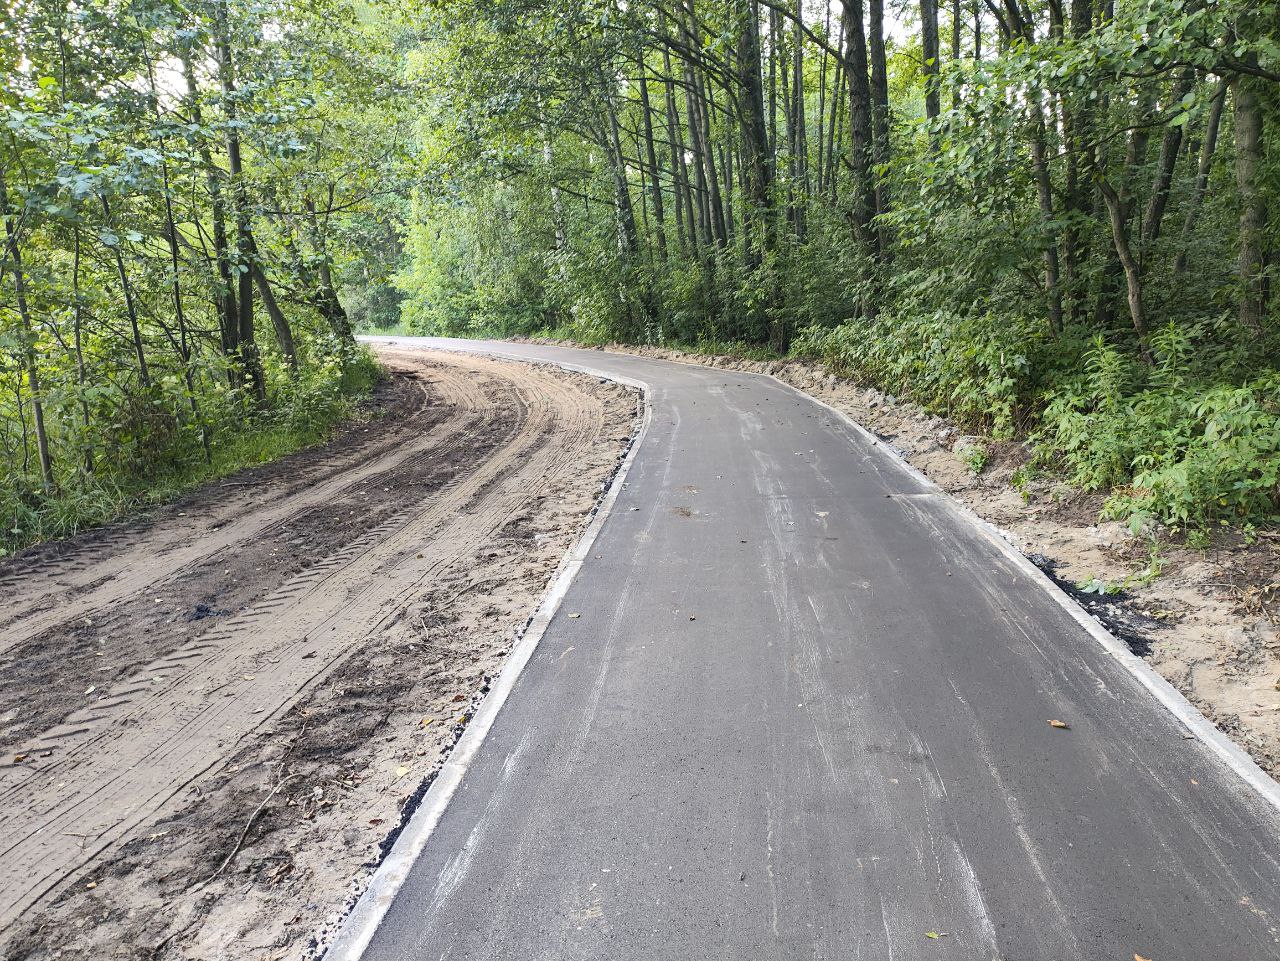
[[530, 339, 1280, 779], [0, 346, 639, 960]]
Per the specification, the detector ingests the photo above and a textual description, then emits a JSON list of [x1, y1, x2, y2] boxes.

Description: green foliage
[[1039, 326, 1280, 529], [794, 310, 1043, 439], [0, 347, 380, 556], [1, 0, 412, 549]]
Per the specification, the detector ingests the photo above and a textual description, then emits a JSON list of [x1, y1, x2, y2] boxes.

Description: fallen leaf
[[84, 686, 96, 695], [86, 882, 97, 890], [1135, 954, 1154, 961], [242, 674, 256, 681], [924, 931, 948, 939], [1048, 719, 1070, 729], [395, 765, 409, 778], [13, 753, 27, 764], [568, 612, 581, 619], [420, 717, 433, 727], [451, 694, 466, 703]]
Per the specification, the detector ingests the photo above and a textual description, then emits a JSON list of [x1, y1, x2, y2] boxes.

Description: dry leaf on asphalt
[[1048, 719, 1070, 729]]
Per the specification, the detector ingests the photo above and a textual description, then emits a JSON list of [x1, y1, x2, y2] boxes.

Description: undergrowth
[[1, 347, 381, 556]]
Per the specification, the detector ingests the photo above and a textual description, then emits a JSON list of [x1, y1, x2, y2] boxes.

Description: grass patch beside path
[[1, 349, 382, 557]]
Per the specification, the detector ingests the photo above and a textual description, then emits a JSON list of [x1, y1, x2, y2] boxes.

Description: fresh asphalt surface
[[357, 338, 1280, 960]]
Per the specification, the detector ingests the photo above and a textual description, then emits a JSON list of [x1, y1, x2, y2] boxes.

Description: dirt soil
[[529, 338, 1280, 779], [0, 346, 639, 960]]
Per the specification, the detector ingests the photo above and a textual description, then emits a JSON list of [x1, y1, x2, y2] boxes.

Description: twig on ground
[[205, 773, 299, 884]]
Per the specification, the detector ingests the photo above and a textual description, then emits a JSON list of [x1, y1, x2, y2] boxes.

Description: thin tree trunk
[[214, 2, 265, 401], [1100, 179, 1152, 359], [951, 0, 961, 109], [0, 173, 55, 490], [737, 0, 774, 266], [661, 35, 694, 254], [100, 195, 152, 387], [684, 62, 714, 249], [1140, 69, 1195, 246], [302, 197, 356, 342], [815, 0, 832, 197], [793, 0, 809, 234], [1029, 106, 1064, 333], [1173, 79, 1225, 277], [638, 69, 668, 259], [249, 258, 298, 372], [71, 225, 92, 473], [699, 76, 729, 247], [1232, 71, 1267, 333], [180, 51, 239, 371]]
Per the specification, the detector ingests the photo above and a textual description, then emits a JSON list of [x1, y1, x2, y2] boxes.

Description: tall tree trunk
[[638, 69, 668, 259], [661, 35, 694, 254], [841, 0, 877, 251], [214, 1, 266, 402], [244, 228, 298, 372], [180, 51, 239, 371], [826, 21, 846, 202], [950, 0, 961, 109], [1233, 72, 1267, 333], [815, 0, 832, 197], [699, 77, 729, 247], [71, 225, 92, 473], [868, 0, 892, 256], [145, 59, 210, 459], [0, 172, 55, 490], [920, 0, 941, 125], [792, 0, 809, 215], [737, 0, 774, 266], [684, 62, 714, 250], [1029, 106, 1064, 333]]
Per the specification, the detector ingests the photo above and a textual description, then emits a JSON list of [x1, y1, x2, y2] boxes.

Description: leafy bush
[[793, 309, 1044, 438], [1038, 326, 1280, 529]]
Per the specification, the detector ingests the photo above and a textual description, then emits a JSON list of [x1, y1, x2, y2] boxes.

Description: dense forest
[[2, 0, 1278, 548], [0, 0, 406, 550], [398, 0, 1279, 534]]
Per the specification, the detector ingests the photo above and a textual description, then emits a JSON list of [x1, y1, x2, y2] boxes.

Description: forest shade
[[394, 0, 1279, 532]]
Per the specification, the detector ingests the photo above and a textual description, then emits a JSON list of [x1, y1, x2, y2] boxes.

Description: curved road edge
[[323, 343, 652, 961]]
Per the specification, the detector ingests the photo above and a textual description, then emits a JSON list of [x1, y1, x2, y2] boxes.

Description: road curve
[[349, 337, 1280, 961]]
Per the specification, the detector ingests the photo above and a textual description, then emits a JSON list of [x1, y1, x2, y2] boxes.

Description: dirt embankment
[[0, 347, 639, 960], [529, 338, 1280, 778]]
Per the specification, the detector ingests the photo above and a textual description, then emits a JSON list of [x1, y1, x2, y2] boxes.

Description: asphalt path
[[346, 337, 1280, 961]]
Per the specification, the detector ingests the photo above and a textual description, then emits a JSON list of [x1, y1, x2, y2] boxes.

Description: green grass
[[1, 350, 382, 556]]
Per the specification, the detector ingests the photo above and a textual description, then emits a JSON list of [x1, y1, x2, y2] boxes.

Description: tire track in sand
[[0, 348, 635, 933]]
